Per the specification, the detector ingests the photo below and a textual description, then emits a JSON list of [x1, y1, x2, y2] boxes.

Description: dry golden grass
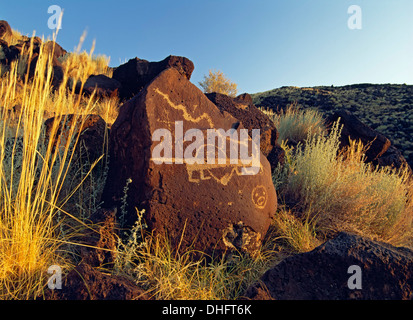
[[262, 103, 326, 143], [0, 34, 106, 299], [271, 206, 322, 254], [2, 28, 25, 46], [113, 218, 282, 300], [59, 33, 112, 82], [273, 120, 413, 248]]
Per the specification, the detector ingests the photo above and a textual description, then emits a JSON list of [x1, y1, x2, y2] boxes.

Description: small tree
[[199, 69, 238, 97]]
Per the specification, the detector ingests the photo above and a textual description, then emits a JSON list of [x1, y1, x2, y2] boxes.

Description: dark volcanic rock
[[327, 110, 391, 162], [80, 74, 122, 98], [0, 39, 9, 64], [374, 145, 413, 177], [0, 20, 12, 39], [112, 55, 194, 101], [101, 68, 277, 257], [205, 92, 285, 170], [327, 110, 412, 175], [236, 93, 254, 105], [246, 232, 413, 300], [27, 54, 64, 89]]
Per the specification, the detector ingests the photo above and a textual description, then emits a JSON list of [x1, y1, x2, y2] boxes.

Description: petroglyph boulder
[[101, 67, 277, 257]]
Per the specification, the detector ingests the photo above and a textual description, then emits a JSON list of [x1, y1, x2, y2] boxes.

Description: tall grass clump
[[271, 206, 322, 254], [112, 216, 282, 300], [59, 33, 112, 82], [262, 104, 326, 143], [277, 121, 413, 247], [0, 34, 101, 299]]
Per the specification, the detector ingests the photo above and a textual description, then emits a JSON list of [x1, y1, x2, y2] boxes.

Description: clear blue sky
[[1, 0, 413, 94]]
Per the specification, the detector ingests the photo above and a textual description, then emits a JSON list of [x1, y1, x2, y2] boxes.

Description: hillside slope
[[252, 84, 413, 167]]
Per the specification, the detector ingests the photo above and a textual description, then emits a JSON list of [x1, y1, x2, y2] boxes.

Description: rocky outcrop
[[373, 145, 413, 178], [246, 232, 413, 300], [101, 67, 277, 257], [0, 20, 66, 88], [112, 55, 194, 101], [43, 40, 67, 60]]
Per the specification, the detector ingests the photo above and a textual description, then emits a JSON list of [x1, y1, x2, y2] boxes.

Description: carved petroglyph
[[154, 88, 215, 127], [251, 185, 268, 209], [186, 162, 244, 186], [150, 88, 262, 185]]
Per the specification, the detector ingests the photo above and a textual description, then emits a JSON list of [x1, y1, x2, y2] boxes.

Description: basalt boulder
[[327, 110, 391, 162], [77, 74, 122, 99], [101, 67, 277, 257], [26, 53, 64, 89], [112, 55, 195, 101], [0, 20, 12, 39], [327, 110, 412, 176], [0, 39, 9, 64], [246, 232, 413, 300], [205, 92, 278, 157]]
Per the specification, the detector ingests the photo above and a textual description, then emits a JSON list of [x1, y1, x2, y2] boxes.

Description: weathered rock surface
[[78, 208, 119, 268], [373, 145, 413, 178], [246, 232, 413, 300], [101, 67, 277, 257], [27, 53, 64, 89], [112, 55, 194, 101]]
